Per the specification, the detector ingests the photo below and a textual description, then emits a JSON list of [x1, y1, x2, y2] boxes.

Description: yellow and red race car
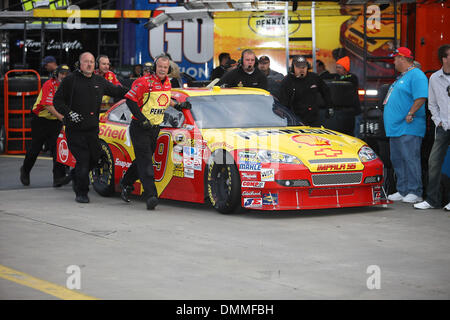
[[57, 87, 389, 213]]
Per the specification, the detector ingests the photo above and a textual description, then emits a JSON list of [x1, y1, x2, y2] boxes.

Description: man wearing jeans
[[415, 44, 450, 211], [383, 47, 428, 203]]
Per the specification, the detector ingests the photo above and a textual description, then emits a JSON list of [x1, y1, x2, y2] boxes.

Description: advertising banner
[[135, 1, 213, 81]]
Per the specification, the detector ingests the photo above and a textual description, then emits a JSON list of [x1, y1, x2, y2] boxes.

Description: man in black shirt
[[210, 52, 230, 80], [217, 49, 267, 90], [279, 55, 333, 127], [54, 52, 128, 203]]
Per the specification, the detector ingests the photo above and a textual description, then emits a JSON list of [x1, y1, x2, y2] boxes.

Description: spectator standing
[[414, 44, 450, 211], [279, 55, 333, 127], [20, 65, 72, 187], [210, 52, 231, 80], [217, 49, 267, 90], [53, 52, 128, 203], [258, 55, 284, 99], [384, 47, 428, 203], [142, 62, 153, 76]]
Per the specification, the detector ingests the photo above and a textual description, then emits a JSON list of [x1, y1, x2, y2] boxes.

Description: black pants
[[22, 113, 66, 180], [66, 128, 101, 196], [121, 120, 160, 199]]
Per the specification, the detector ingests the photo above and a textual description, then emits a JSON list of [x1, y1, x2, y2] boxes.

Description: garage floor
[[0, 155, 449, 300]]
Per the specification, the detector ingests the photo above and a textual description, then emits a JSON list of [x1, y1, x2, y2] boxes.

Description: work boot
[[20, 166, 30, 186], [146, 196, 158, 210], [75, 194, 90, 203], [120, 179, 134, 203], [53, 175, 72, 188]]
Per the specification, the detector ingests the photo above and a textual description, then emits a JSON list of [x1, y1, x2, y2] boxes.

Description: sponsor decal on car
[[235, 128, 340, 139], [242, 181, 265, 188], [184, 168, 194, 179], [99, 126, 126, 140], [314, 148, 343, 157], [241, 172, 258, 180], [291, 134, 331, 146], [242, 190, 262, 197], [263, 193, 278, 205], [372, 186, 382, 201], [239, 163, 262, 171], [244, 198, 262, 208], [316, 163, 357, 171], [173, 163, 184, 178], [261, 168, 275, 181], [115, 158, 132, 168], [183, 146, 198, 157]]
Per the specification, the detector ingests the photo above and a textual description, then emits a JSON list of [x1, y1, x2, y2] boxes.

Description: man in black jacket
[[279, 55, 333, 127], [217, 49, 267, 90], [53, 52, 128, 203]]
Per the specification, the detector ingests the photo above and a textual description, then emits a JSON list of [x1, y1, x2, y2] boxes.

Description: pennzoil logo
[[248, 12, 301, 37], [157, 94, 169, 106], [291, 135, 331, 146]]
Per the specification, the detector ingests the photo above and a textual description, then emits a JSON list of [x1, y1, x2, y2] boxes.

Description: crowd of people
[[17, 44, 450, 212]]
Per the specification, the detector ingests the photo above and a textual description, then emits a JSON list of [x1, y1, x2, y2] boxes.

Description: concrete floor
[[0, 155, 449, 300]]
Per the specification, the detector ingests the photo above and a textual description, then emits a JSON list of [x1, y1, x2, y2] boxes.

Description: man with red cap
[[335, 56, 362, 137], [383, 47, 428, 204]]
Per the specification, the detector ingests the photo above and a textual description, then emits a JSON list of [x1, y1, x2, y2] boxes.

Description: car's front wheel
[[90, 140, 115, 197], [206, 152, 241, 214]]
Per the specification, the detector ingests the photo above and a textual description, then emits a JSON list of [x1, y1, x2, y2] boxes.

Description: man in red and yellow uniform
[[94, 55, 122, 111], [119, 55, 190, 210], [20, 65, 72, 187]]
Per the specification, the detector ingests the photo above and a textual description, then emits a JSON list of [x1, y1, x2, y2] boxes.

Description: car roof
[[172, 86, 270, 97]]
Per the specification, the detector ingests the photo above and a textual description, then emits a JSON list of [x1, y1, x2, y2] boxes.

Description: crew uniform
[[53, 70, 128, 200], [20, 67, 70, 187], [217, 65, 267, 89], [279, 71, 332, 127], [120, 73, 172, 208]]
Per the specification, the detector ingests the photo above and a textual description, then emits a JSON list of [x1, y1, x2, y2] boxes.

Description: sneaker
[[444, 202, 450, 211], [53, 175, 72, 188], [146, 196, 158, 210], [388, 192, 403, 201], [414, 201, 435, 210], [75, 195, 90, 203], [402, 193, 423, 203], [20, 166, 30, 186]]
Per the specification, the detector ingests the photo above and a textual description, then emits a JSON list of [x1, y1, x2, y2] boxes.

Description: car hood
[[201, 126, 367, 172]]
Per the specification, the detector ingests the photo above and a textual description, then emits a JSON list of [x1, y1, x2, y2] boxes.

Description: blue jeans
[[426, 126, 450, 207], [389, 135, 423, 197]]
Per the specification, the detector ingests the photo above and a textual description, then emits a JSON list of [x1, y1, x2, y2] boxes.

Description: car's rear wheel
[[206, 152, 241, 214], [90, 140, 115, 197]]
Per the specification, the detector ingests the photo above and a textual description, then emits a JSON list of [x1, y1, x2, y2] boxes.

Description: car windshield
[[189, 94, 303, 129]]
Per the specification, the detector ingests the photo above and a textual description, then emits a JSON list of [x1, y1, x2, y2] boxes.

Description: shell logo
[[291, 135, 331, 146], [157, 94, 169, 107], [248, 12, 302, 38]]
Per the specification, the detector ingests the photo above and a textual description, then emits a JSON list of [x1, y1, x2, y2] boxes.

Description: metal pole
[[40, 20, 45, 71], [23, 21, 27, 66], [60, 19, 63, 64], [284, 1, 289, 74], [311, 2, 316, 73], [97, 0, 102, 57]]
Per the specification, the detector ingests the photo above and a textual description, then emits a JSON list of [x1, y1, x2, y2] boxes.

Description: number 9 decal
[[154, 133, 171, 182]]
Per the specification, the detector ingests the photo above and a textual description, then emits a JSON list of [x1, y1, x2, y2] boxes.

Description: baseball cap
[[390, 47, 413, 59], [259, 56, 270, 64], [42, 55, 56, 66], [293, 55, 308, 67], [57, 64, 70, 73]]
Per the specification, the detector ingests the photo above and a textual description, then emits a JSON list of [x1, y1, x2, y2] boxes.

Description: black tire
[[206, 151, 241, 214], [90, 140, 115, 197]]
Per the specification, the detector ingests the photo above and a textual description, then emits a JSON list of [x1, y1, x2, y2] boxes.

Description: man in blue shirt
[[383, 47, 428, 203]]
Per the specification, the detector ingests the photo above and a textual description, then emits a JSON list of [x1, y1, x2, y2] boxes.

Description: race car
[[56, 86, 389, 213]]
